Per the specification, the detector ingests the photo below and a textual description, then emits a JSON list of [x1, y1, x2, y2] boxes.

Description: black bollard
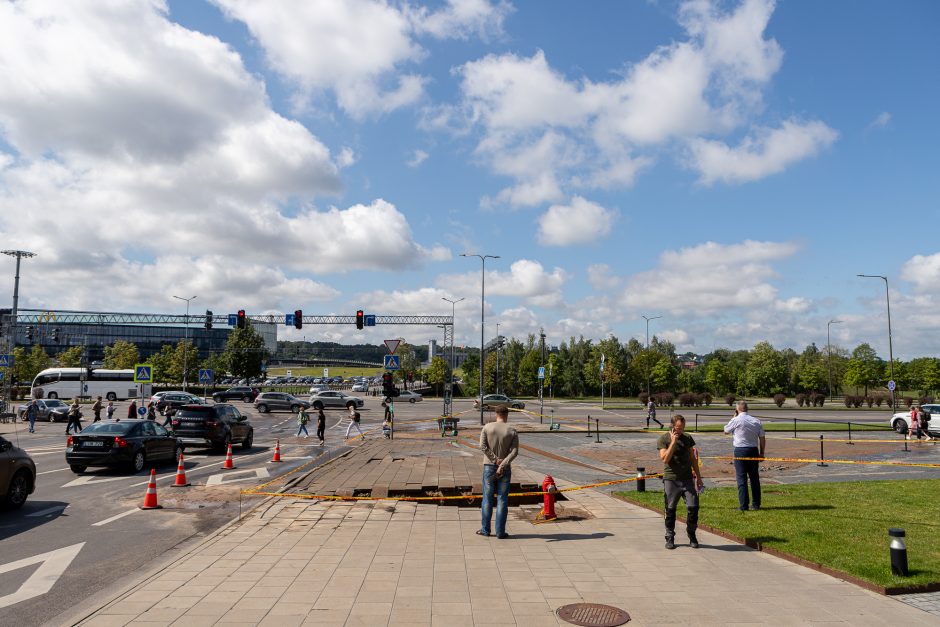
[[817, 434, 828, 467], [586, 414, 592, 438], [889, 528, 908, 576], [903, 429, 910, 453], [636, 467, 646, 492], [595, 418, 601, 444], [847, 422, 853, 445], [793, 417, 797, 440]]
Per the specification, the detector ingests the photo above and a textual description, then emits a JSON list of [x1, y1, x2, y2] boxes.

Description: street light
[[827, 319, 843, 403], [495, 322, 501, 394], [461, 253, 500, 425], [441, 296, 464, 414], [173, 295, 197, 391], [2, 250, 36, 399], [642, 314, 662, 396], [857, 274, 895, 409]]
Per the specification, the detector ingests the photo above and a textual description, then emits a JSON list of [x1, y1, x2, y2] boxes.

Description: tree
[[704, 358, 733, 395], [13, 345, 52, 385], [518, 349, 541, 394], [223, 325, 268, 379], [843, 343, 883, 396], [744, 342, 787, 396], [461, 352, 480, 397], [397, 342, 421, 387], [649, 357, 678, 392], [103, 340, 140, 370], [56, 346, 84, 368], [425, 356, 448, 395]]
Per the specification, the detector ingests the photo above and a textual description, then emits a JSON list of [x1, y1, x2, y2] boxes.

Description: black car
[[212, 386, 260, 403], [1, 435, 36, 508], [66, 420, 182, 474], [171, 404, 253, 452], [156, 392, 205, 415]]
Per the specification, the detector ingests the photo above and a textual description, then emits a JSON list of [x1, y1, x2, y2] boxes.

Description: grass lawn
[[617, 480, 940, 589]]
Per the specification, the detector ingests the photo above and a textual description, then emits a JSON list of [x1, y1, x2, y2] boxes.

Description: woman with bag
[[297, 406, 310, 438], [345, 410, 365, 440], [66, 400, 83, 435]]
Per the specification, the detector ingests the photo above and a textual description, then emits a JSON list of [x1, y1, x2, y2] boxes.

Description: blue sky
[[0, 0, 938, 358]]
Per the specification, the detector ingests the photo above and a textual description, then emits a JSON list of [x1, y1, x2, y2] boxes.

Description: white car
[[890, 404, 938, 434], [395, 390, 423, 403]]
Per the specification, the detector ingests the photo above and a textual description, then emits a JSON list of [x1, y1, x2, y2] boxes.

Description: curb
[[610, 493, 940, 596]]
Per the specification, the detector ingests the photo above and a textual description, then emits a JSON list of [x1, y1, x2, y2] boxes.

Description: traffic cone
[[172, 452, 191, 487], [222, 442, 236, 469], [271, 439, 282, 463], [140, 469, 162, 509]]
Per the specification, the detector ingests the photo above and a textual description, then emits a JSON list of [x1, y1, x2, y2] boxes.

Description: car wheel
[[4, 471, 32, 509], [49, 414, 55, 423], [290, 404, 300, 413], [213, 395, 222, 403], [313, 402, 323, 410], [242, 396, 252, 403], [47, 392, 58, 399], [409, 398, 416, 403], [241, 429, 253, 450], [893, 419, 908, 434], [131, 450, 146, 473], [106, 392, 117, 402], [257, 404, 268, 413], [69, 464, 87, 474]]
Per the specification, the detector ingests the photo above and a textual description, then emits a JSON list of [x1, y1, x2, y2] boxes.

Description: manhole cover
[[556, 603, 630, 626]]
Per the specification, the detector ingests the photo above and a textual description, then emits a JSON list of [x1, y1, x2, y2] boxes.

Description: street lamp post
[[442, 296, 464, 418], [461, 253, 500, 425], [173, 295, 197, 391], [495, 322, 500, 394], [827, 319, 842, 403], [2, 250, 36, 400], [857, 275, 895, 409], [642, 314, 662, 397]]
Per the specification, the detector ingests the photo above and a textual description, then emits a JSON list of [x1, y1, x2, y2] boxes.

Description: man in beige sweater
[[478, 405, 519, 538]]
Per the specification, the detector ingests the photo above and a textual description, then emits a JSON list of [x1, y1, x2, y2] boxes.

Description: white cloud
[[688, 119, 838, 185], [867, 111, 892, 130], [438, 259, 569, 306], [587, 264, 621, 290], [536, 197, 617, 246], [659, 328, 693, 347], [407, 149, 429, 167], [901, 252, 940, 291], [773, 297, 813, 313], [212, 0, 508, 118], [621, 240, 800, 315]]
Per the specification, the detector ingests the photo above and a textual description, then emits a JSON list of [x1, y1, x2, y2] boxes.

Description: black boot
[[665, 508, 677, 549], [687, 506, 699, 548]]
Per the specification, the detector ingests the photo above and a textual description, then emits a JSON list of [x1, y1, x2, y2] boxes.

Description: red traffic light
[[237, 309, 246, 329], [356, 309, 364, 330], [294, 309, 303, 329]]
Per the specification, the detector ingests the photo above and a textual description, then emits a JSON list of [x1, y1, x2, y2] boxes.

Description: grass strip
[[617, 479, 940, 588]]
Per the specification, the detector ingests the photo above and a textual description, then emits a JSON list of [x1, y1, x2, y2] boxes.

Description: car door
[[228, 406, 246, 441], [152, 422, 175, 460], [138, 421, 161, 459], [0, 436, 12, 495]]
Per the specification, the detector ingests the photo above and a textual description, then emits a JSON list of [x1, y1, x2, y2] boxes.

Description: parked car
[[309, 390, 364, 411], [172, 404, 253, 452], [396, 390, 422, 403], [0, 435, 36, 508], [66, 420, 183, 474], [212, 386, 260, 403], [473, 394, 525, 410], [156, 392, 205, 415], [16, 398, 72, 422], [891, 404, 939, 435], [308, 384, 331, 394], [253, 392, 311, 413], [351, 382, 368, 393]]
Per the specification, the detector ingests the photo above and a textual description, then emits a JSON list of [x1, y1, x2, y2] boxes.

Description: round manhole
[[556, 603, 630, 626]]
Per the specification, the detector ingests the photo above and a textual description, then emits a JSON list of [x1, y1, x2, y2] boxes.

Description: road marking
[[0, 543, 85, 609], [92, 509, 138, 526], [62, 474, 130, 488], [206, 467, 270, 486], [37, 467, 70, 475], [27, 504, 68, 517]]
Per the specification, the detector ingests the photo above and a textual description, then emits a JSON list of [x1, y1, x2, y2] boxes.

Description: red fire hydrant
[[541, 475, 558, 520]]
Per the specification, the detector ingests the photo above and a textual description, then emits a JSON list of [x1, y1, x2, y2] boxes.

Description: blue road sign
[[0, 354, 12, 368], [365, 315, 376, 327], [133, 364, 153, 383], [199, 369, 214, 384], [0, 372, 4, 382], [285, 313, 295, 326], [538, 366, 545, 379], [228, 313, 238, 326], [138, 406, 147, 416], [888, 380, 896, 392], [384, 355, 401, 370]]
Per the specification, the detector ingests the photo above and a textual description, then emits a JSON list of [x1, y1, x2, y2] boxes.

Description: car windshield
[[81, 422, 135, 434], [45, 400, 67, 407]]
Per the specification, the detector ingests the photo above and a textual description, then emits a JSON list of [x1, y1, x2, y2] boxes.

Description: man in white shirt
[[723, 401, 765, 511]]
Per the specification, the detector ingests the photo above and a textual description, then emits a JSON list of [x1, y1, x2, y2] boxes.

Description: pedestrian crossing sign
[[199, 369, 214, 384], [0, 354, 12, 367], [134, 364, 153, 383]]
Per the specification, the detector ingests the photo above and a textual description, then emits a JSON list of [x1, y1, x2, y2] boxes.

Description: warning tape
[[704, 455, 940, 469]]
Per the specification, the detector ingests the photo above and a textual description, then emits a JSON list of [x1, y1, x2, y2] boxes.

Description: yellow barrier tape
[[704, 455, 940, 469]]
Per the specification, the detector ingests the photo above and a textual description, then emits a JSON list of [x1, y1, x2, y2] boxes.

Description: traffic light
[[51, 328, 59, 342], [205, 310, 213, 330], [294, 309, 303, 330], [356, 309, 364, 330], [236, 309, 246, 329], [25, 325, 33, 340]]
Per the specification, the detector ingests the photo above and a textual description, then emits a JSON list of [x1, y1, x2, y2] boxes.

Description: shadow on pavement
[[0, 500, 70, 542], [505, 532, 614, 542]]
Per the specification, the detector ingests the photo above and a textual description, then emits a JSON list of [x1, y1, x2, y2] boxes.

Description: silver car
[[253, 392, 311, 413], [309, 390, 364, 411]]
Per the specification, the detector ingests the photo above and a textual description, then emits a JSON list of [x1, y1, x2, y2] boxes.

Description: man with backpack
[[297, 406, 310, 438]]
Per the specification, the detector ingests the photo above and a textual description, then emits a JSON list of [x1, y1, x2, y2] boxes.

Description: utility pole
[[642, 314, 662, 397], [539, 327, 545, 419], [857, 275, 895, 409], [495, 322, 500, 395], [827, 319, 842, 403], [3, 250, 36, 401]]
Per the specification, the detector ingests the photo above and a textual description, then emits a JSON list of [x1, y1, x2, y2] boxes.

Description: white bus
[[30, 368, 152, 401]]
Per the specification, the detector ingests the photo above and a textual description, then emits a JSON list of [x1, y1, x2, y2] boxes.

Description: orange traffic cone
[[222, 442, 236, 469], [172, 452, 191, 487], [271, 439, 282, 462], [140, 469, 162, 509]]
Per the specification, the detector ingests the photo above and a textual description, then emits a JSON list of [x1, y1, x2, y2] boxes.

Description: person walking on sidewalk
[[127, 400, 137, 420], [25, 399, 39, 433], [724, 400, 765, 511], [657, 414, 703, 549], [316, 408, 326, 445], [297, 406, 310, 438], [345, 411, 365, 440], [66, 399, 83, 435], [647, 397, 663, 429], [106, 400, 115, 420], [92, 396, 103, 422], [478, 405, 518, 539]]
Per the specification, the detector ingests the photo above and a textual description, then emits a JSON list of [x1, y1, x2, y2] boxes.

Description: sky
[[0, 0, 938, 359]]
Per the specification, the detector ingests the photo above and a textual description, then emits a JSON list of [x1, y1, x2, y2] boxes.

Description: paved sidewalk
[[72, 479, 937, 626]]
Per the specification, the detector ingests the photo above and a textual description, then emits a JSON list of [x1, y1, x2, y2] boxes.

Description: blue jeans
[[297, 424, 309, 436], [481, 464, 511, 536], [733, 446, 761, 510]]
